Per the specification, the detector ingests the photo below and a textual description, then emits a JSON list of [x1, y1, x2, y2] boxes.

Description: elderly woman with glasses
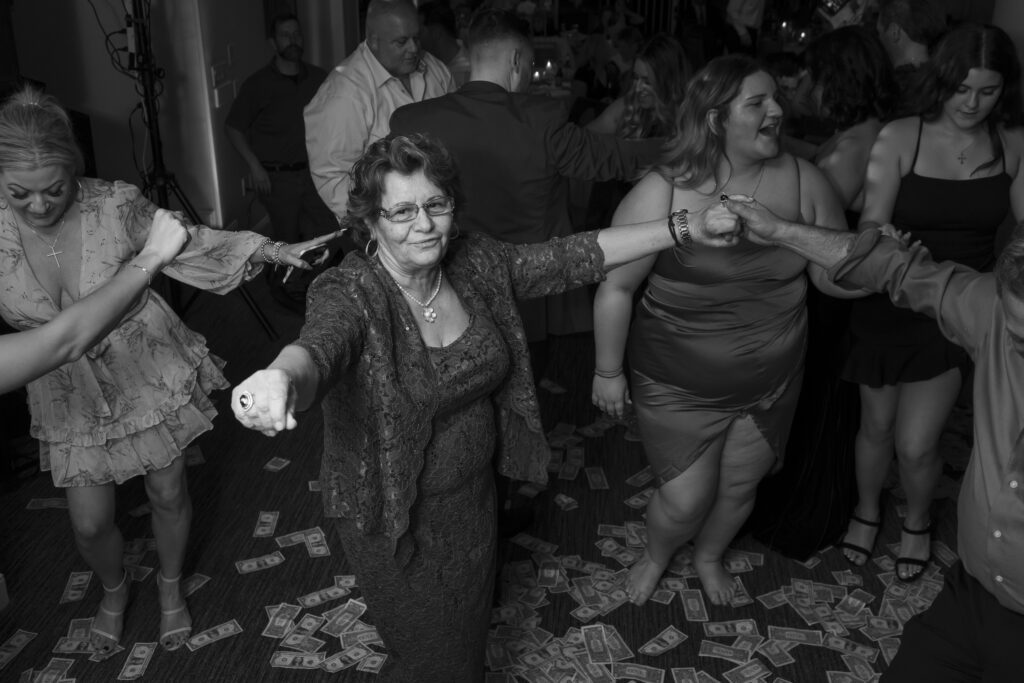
[[231, 132, 740, 681]]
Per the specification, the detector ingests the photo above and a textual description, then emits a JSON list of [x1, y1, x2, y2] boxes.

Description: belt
[[261, 161, 308, 172]]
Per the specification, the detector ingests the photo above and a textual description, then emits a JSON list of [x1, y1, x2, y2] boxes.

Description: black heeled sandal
[[896, 522, 932, 583], [838, 514, 882, 566]]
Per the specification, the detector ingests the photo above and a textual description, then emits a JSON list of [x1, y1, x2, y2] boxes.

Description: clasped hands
[[691, 195, 782, 247]]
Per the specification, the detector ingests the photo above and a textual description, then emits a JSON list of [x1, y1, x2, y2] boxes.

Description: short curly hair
[[804, 25, 896, 130], [343, 133, 462, 247]]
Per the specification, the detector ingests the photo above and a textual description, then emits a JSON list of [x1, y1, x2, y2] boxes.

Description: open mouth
[[758, 122, 780, 138]]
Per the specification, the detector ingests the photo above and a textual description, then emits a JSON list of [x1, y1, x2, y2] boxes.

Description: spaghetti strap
[[909, 117, 924, 173]]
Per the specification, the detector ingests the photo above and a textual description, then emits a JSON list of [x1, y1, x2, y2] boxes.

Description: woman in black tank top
[[839, 24, 1024, 582]]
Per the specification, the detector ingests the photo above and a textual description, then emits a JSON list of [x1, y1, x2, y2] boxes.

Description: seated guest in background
[[0, 88, 339, 655], [390, 9, 663, 382], [230, 132, 739, 681], [876, 0, 948, 118], [0, 209, 187, 394], [225, 13, 337, 311], [750, 24, 897, 559], [840, 23, 1024, 582], [304, 0, 453, 221], [592, 55, 864, 606], [418, 1, 472, 87], [726, 196, 1024, 683], [723, 0, 765, 56]]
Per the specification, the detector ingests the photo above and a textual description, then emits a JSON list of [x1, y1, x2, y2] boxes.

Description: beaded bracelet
[[259, 237, 274, 263], [272, 241, 284, 266], [594, 367, 623, 379]]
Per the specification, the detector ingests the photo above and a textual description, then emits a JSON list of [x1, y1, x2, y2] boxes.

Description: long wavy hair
[[656, 54, 763, 191], [343, 133, 463, 247], [618, 33, 692, 140], [917, 23, 1024, 176], [0, 86, 84, 176], [804, 25, 896, 130]]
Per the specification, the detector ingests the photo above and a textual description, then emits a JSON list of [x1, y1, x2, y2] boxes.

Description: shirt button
[[996, 575, 1005, 583], [994, 530, 1003, 539], [1012, 480, 1020, 489]]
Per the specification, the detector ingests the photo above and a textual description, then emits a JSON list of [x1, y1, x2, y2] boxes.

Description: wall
[[12, 0, 355, 230]]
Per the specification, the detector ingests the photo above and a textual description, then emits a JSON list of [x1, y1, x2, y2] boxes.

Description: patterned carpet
[[0, 276, 968, 682]]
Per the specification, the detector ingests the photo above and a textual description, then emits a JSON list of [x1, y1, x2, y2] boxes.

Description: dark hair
[[804, 25, 896, 130], [619, 33, 692, 139], [658, 54, 763, 191], [995, 223, 1024, 299], [615, 26, 644, 48], [0, 86, 84, 176], [918, 23, 1024, 175], [269, 13, 299, 37], [466, 9, 530, 51], [418, 1, 457, 37], [877, 0, 947, 48], [344, 133, 462, 246], [762, 51, 803, 80]]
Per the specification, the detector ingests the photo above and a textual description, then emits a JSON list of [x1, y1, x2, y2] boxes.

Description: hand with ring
[[231, 368, 298, 436]]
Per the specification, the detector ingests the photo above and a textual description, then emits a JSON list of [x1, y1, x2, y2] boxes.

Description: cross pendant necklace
[[27, 216, 68, 269], [957, 149, 968, 165]]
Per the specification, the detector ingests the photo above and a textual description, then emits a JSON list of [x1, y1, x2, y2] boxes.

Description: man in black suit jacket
[[390, 8, 661, 375]]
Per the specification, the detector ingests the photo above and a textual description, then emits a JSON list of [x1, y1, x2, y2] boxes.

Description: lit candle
[[781, 21, 787, 28]]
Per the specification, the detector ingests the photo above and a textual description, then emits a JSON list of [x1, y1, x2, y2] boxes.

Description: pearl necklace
[[389, 268, 443, 323]]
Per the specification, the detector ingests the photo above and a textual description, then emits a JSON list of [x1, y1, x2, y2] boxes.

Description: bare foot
[[626, 550, 666, 606], [694, 558, 735, 606], [90, 574, 129, 653]]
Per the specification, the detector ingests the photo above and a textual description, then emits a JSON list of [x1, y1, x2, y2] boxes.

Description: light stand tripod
[[129, 0, 277, 339]]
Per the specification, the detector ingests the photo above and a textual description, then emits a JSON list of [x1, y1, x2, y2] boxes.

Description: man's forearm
[[765, 220, 857, 270]]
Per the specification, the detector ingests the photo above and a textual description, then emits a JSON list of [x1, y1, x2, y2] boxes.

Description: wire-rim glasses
[[377, 196, 455, 223]]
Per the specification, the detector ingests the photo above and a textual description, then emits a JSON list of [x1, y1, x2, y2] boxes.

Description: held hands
[[592, 373, 630, 420], [231, 368, 298, 437], [142, 209, 192, 267], [694, 202, 745, 246], [722, 195, 782, 245]]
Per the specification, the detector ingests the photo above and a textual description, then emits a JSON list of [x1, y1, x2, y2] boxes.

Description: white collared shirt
[[304, 42, 454, 219]]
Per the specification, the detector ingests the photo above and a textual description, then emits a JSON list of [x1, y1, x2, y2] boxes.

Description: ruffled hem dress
[[0, 178, 265, 487]]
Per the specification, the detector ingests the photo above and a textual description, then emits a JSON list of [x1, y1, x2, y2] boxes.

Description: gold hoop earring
[[364, 238, 378, 259]]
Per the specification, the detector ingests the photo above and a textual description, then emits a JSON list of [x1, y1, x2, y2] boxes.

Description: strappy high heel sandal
[[91, 571, 129, 653], [157, 572, 193, 651], [896, 522, 933, 583], [838, 514, 882, 566]]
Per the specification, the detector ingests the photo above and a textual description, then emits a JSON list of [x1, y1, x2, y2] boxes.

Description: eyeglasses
[[377, 196, 455, 223]]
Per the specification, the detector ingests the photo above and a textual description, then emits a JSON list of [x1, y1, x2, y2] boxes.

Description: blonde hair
[[0, 87, 84, 176]]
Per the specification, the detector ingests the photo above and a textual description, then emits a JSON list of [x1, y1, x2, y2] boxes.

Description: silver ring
[[238, 391, 254, 413]]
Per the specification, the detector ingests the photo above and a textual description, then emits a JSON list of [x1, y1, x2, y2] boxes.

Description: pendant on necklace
[[422, 306, 437, 323]]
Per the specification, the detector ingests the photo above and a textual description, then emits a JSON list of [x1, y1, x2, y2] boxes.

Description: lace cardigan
[[295, 231, 605, 560]]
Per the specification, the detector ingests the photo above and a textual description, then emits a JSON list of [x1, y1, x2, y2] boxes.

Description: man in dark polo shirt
[[226, 13, 336, 310]]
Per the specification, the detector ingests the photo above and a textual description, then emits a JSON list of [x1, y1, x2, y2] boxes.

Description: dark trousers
[[882, 561, 1024, 682], [260, 169, 337, 243]]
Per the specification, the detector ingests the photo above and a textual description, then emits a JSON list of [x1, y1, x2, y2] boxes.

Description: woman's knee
[[146, 476, 189, 511], [70, 511, 116, 542], [655, 482, 714, 524], [894, 433, 941, 465]]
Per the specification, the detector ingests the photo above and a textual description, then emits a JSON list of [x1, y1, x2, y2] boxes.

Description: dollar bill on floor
[[253, 511, 280, 538], [722, 658, 771, 683], [125, 565, 154, 582], [236, 550, 285, 574], [181, 573, 211, 598], [308, 479, 322, 492], [611, 662, 664, 683], [704, 619, 759, 638], [680, 589, 710, 622], [59, 571, 92, 604], [0, 629, 36, 671], [639, 625, 688, 656], [585, 467, 610, 490], [553, 493, 578, 511], [356, 652, 388, 673], [25, 498, 68, 510], [88, 643, 125, 663], [297, 584, 350, 609], [320, 644, 374, 672], [263, 456, 291, 472], [117, 642, 156, 680], [698, 639, 750, 665], [624, 465, 654, 487], [304, 527, 331, 557], [270, 651, 326, 669], [186, 619, 243, 652], [262, 603, 302, 639]]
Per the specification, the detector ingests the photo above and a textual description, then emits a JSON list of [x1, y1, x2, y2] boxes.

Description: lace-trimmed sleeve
[[294, 267, 367, 388], [501, 230, 606, 300]]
